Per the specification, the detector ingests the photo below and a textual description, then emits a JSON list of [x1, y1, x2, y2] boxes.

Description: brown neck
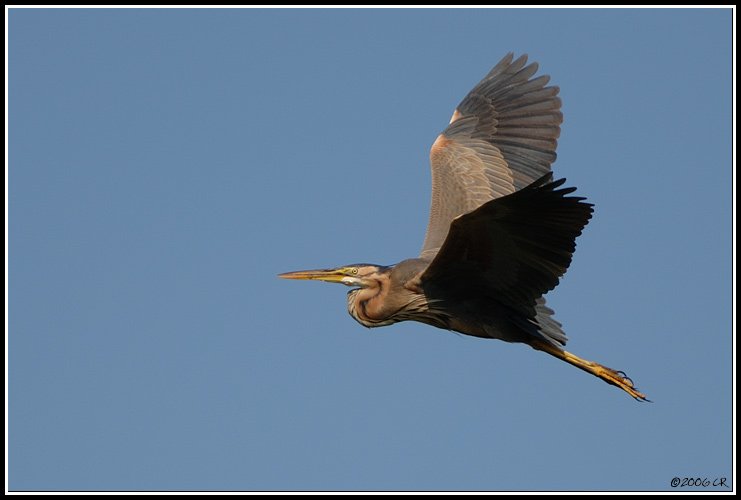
[[347, 278, 397, 328]]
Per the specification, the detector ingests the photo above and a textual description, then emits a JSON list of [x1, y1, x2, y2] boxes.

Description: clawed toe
[[600, 366, 648, 401], [615, 370, 635, 388]]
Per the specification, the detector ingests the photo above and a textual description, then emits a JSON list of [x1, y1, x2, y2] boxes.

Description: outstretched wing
[[420, 53, 563, 260], [419, 174, 593, 317]]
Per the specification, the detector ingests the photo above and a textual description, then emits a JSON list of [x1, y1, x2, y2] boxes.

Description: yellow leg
[[531, 340, 650, 402]]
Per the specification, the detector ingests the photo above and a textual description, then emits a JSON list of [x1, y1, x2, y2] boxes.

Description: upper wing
[[418, 174, 593, 317], [420, 53, 563, 260]]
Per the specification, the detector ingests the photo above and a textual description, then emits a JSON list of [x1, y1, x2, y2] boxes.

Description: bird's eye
[[351, 268, 358, 275]]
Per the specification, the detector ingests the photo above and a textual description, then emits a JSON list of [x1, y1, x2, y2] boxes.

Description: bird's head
[[278, 264, 388, 289], [279, 263, 402, 328]]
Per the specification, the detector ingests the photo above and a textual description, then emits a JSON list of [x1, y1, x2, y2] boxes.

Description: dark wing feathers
[[419, 174, 593, 318], [420, 53, 563, 260]]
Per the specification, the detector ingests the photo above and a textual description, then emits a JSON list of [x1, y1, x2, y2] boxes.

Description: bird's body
[[280, 53, 647, 401]]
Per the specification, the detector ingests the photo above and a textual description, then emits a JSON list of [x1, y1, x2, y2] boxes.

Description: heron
[[279, 53, 647, 401]]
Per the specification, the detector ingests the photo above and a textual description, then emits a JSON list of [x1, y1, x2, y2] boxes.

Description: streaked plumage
[[280, 53, 647, 401]]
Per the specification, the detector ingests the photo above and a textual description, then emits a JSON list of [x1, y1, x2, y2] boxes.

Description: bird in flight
[[280, 53, 647, 401]]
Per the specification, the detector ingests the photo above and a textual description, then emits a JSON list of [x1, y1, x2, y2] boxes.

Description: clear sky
[[8, 7, 733, 492]]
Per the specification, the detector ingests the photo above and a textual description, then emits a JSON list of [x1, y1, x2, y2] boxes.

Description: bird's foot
[[531, 341, 650, 402], [593, 364, 650, 402]]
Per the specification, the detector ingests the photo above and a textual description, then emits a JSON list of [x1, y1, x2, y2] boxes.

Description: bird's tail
[[530, 339, 649, 401]]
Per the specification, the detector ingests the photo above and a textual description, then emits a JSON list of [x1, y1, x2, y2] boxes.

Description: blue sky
[[8, 7, 733, 492]]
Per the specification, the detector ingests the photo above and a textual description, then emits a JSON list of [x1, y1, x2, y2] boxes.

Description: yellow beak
[[278, 268, 348, 284]]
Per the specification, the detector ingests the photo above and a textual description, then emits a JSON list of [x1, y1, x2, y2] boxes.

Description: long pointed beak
[[278, 268, 347, 284]]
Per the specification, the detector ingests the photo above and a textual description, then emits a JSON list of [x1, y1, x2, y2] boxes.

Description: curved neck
[[347, 277, 396, 328]]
